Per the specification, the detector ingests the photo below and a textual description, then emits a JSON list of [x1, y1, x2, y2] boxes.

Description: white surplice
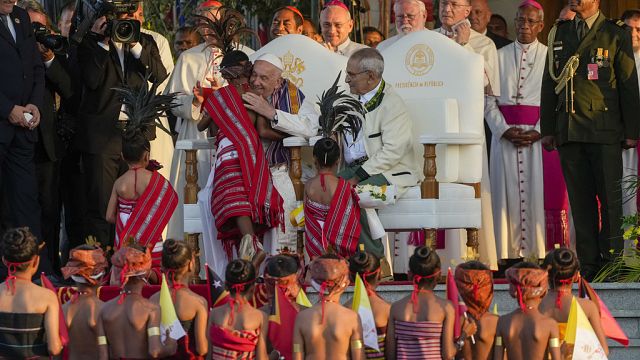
[[485, 40, 547, 259]]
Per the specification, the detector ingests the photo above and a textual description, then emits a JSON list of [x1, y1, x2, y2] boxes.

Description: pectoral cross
[[511, 94, 524, 105]]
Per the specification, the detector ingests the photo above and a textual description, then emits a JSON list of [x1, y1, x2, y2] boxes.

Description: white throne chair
[[376, 30, 485, 263]]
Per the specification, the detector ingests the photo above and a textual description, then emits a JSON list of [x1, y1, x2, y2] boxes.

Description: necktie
[[576, 19, 587, 41], [1, 15, 15, 42]]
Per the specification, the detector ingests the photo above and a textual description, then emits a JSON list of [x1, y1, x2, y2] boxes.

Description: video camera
[[32, 22, 68, 54], [71, 0, 141, 45]]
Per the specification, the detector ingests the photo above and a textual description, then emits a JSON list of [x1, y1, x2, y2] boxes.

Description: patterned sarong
[[209, 326, 259, 360], [205, 86, 284, 259], [115, 171, 178, 265], [304, 178, 361, 258]]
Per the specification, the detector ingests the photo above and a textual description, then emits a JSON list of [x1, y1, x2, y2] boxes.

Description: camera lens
[[116, 22, 133, 41]]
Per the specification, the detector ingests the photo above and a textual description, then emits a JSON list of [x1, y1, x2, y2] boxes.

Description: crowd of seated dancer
[[0, 226, 611, 359]]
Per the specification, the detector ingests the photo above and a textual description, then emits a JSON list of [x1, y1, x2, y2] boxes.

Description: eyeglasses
[[515, 17, 542, 25], [440, 1, 471, 10], [395, 13, 419, 21], [345, 70, 368, 79]]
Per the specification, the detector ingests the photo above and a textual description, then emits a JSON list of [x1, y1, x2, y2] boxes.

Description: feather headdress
[[194, 6, 256, 56], [113, 74, 177, 139], [317, 72, 365, 142]]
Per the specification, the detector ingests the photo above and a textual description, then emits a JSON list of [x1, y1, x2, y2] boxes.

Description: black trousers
[[83, 152, 127, 249], [0, 126, 52, 277], [557, 142, 623, 272], [36, 159, 61, 275], [60, 149, 87, 262]]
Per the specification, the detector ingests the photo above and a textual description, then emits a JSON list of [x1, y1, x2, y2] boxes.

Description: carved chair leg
[[184, 149, 202, 282], [465, 228, 480, 260], [424, 229, 437, 251]]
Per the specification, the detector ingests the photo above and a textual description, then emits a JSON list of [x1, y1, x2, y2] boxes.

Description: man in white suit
[[340, 48, 421, 260]]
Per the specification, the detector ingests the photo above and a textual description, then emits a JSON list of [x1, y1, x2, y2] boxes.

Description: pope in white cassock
[[485, 0, 552, 259], [164, 1, 253, 239]]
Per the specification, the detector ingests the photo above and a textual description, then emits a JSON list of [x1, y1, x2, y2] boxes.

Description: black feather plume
[[194, 6, 256, 57], [317, 72, 365, 143], [112, 73, 178, 138]]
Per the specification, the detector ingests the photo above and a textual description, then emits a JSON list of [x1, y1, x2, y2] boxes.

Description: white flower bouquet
[[356, 184, 396, 209]]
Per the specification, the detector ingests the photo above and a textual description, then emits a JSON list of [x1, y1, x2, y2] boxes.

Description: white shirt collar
[[359, 80, 382, 104], [336, 38, 352, 53], [481, 29, 488, 36], [515, 39, 538, 51]]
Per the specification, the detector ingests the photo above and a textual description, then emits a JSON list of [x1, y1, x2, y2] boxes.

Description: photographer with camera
[[0, 0, 51, 276], [76, 1, 167, 250], [16, 0, 77, 277]]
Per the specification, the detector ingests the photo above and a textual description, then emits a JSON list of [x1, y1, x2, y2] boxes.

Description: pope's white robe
[[486, 40, 548, 259]]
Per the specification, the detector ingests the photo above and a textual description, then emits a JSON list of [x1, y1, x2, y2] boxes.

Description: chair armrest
[[283, 136, 310, 147], [420, 133, 484, 145], [175, 137, 215, 150]]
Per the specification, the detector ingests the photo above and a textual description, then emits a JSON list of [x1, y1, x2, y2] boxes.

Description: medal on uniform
[[587, 63, 599, 80], [602, 49, 610, 68], [594, 48, 604, 68]]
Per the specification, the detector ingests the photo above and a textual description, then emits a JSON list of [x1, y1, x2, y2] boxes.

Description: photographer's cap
[[254, 53, 283, 72]]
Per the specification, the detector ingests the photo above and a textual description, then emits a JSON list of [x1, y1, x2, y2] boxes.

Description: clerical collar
[[515, 39, 538, 50], [576, 10, 599, 29], [336, 38, 352, 53], [359, 80, 385, 112], [481, 29, 487, 36]]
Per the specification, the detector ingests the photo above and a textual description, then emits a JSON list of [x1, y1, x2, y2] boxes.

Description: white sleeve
[[272, 98, 319, 139], [484, 95, 511, 138]]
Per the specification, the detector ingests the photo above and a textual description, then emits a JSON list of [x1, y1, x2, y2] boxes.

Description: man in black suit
[[0, 0, 51, 274], [19, 0, 77, 275], [470, 0, 512, 49], [77, 14, 167, 248]]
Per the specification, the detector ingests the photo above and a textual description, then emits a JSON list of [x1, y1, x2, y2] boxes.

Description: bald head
[[394, 0, 427, 34], [320, 5, 354, 47], [469, 0, 492, 33]]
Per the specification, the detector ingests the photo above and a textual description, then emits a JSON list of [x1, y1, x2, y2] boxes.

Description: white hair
[[394, 0, 426, 14], [351, 48, 385, 78], [517, 4, 544, 22]]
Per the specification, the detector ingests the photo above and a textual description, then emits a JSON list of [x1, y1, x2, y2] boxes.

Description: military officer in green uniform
[[540, 0, 640, 280]]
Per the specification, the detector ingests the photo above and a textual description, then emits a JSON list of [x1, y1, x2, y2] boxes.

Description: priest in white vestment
[[319, 1, 368, 57], [485, 1, 551, 260], [376, 0, 428, 52]]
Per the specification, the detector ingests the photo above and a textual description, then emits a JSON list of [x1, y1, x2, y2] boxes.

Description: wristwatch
[[272, 111, 279, 125]]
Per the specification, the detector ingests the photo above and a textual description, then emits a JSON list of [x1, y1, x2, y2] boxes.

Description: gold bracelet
[[293, 343, 302, 353], [97, 336, 107, 345], [351, 339, 363, 349], [495, 336, 503, 347], [147, 326, 160, 337], [549, 338, 560, 348]]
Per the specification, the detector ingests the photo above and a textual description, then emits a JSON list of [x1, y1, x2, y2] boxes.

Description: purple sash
[[500, 104, 569, 249]]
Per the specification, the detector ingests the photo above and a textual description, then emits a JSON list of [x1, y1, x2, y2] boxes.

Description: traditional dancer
[[454, 261, 498, 360], [495, 262, 560, 360], [539, 248, 608, 356], [106, 81, 178, 269], [347, 248, 390, 359], [293, 255, 365, 359], [61, 244, 108, 360], [386, 247, 475, 360], [0, 228, 62, 358], [150, 239, 209, 359], [209, 259, 268, 359]]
